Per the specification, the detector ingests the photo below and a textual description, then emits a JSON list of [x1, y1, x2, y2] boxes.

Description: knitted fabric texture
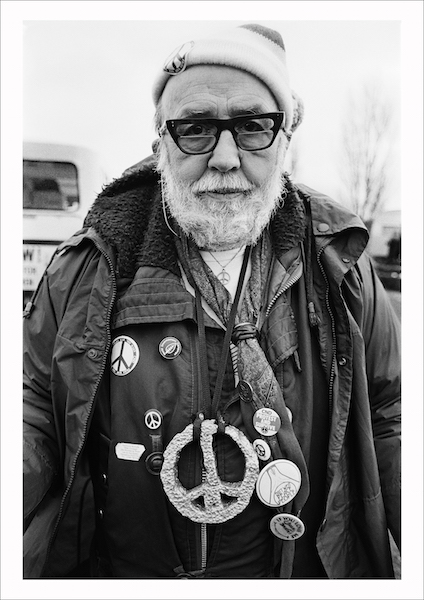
[[152, 23, 301, 132]]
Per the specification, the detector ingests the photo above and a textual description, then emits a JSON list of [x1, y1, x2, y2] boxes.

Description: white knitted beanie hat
[[152, 23, 303, 134]]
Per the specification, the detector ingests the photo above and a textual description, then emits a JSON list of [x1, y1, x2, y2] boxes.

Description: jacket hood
[[84, 155, 368, 279]]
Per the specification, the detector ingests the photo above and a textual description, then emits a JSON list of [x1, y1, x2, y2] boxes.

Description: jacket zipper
[[201, 468, 207, 571], [265, 265, 303, 318], [41, 243, 117, 575], [316, 246, 337, 423]]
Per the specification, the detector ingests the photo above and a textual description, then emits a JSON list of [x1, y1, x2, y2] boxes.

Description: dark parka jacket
[[23, 157, 401, 578]]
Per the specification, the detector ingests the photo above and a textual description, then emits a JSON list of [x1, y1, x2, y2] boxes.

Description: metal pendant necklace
[[206, 247, 244, 285], [160, 247, 259, 525]]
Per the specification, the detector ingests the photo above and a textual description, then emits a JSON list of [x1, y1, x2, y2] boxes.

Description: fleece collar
[[84, 160, 307, 279]]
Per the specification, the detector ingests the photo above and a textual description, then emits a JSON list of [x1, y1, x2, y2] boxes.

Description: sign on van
[[23, 142, 109, 304], [23, 243, 57, 291]]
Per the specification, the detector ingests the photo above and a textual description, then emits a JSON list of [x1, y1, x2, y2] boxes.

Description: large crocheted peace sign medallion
[[160, 419, 259, 524]]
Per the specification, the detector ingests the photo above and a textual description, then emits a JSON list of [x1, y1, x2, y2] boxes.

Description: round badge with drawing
[[163, 41, 194, 74], [256, 459, 301, 507], [253, 439, 271, 461], [159, 337, 182, 360]]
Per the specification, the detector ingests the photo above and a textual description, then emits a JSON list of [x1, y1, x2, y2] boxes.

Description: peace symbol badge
[[111, 335, 139, 376], [145, 409, 162, 430], [160, 419, 259, 524]]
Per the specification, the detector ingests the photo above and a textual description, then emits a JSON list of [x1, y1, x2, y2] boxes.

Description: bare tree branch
[[339, 81, 396, 223]]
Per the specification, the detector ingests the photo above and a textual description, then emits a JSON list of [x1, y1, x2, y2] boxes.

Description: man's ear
[[290, 91, 304, 134], [152, 138, 160, 154]]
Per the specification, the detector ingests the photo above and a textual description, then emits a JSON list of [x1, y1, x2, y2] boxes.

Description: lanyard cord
[[194, 246, 252, 431], [194, 290, 211, 420]]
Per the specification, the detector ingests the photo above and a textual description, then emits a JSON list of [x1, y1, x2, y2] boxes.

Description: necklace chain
[[207, 247, 244, 269], [207, 247, 245, 284]]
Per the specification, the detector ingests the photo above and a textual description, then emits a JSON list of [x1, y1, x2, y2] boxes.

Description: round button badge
[[253, 408, 281, 437], [145, 451, 164, 475], [111, 335, 139, 376], [256, 459, 301, 507], [252, 439, 271, 461], [144, 409, 163, 430], [238, 380, 253, 403], [270, 513, 305, 540], [159, 337, 182, 360]]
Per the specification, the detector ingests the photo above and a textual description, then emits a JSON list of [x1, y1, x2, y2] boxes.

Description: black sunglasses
[[161, 112, 285, 155]]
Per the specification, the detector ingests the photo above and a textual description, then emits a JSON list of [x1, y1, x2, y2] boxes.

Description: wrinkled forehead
[[160, 65, 279, 121]]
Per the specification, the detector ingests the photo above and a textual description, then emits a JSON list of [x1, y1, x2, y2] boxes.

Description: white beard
[[156, 141, 287, 251]]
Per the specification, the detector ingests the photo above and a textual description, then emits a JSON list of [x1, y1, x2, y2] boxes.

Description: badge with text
[[111, 335, 139, 376], [270, 513, 305, 540], [253, 439, 271, 461], [253, 408, 281, 436], [256, 459, 301, 507], [115, 442, 145, 462]]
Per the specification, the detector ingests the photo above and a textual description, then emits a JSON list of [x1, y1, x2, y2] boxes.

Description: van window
[[23, 160, 79, 211]]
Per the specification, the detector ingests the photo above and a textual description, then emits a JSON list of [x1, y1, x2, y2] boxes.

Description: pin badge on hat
[[159, 337, 182, 359], [256, 459, 301, 507], [163, 41, 194, 74], [253, 439, 271, 461], [253, 407, 281, 436], [270, 513, 305, 540]]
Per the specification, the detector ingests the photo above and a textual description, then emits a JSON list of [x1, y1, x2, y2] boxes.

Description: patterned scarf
[[174, 229, 310, 519]]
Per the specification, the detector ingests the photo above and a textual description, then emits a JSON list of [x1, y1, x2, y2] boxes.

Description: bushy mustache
[[156, 140, 254, 195], [191, 172, 254, 195], [155, 137, 287, 250]]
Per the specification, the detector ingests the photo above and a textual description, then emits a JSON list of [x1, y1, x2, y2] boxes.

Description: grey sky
[[23, 18, 401, 208]]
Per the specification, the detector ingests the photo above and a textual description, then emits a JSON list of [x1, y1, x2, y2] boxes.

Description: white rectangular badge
[[115, 442, 145, 461]]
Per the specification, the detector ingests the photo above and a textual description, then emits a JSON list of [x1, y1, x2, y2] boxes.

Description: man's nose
[[207, 130, 241, 172]]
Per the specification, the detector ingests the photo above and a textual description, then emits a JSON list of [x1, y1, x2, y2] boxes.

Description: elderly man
[[23, 24, 400, 579]]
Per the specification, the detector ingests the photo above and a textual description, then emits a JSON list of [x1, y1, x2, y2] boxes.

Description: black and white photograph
[[1, 1, 423, 599]]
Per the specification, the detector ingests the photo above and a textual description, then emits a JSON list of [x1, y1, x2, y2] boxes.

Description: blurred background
[[22, 18, 402, 314]]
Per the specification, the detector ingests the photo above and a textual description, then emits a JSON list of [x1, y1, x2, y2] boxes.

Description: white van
[[23, 142, 109, 305]]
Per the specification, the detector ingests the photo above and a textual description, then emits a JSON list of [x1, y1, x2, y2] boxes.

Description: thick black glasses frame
[[164, 112, 285, 155]]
